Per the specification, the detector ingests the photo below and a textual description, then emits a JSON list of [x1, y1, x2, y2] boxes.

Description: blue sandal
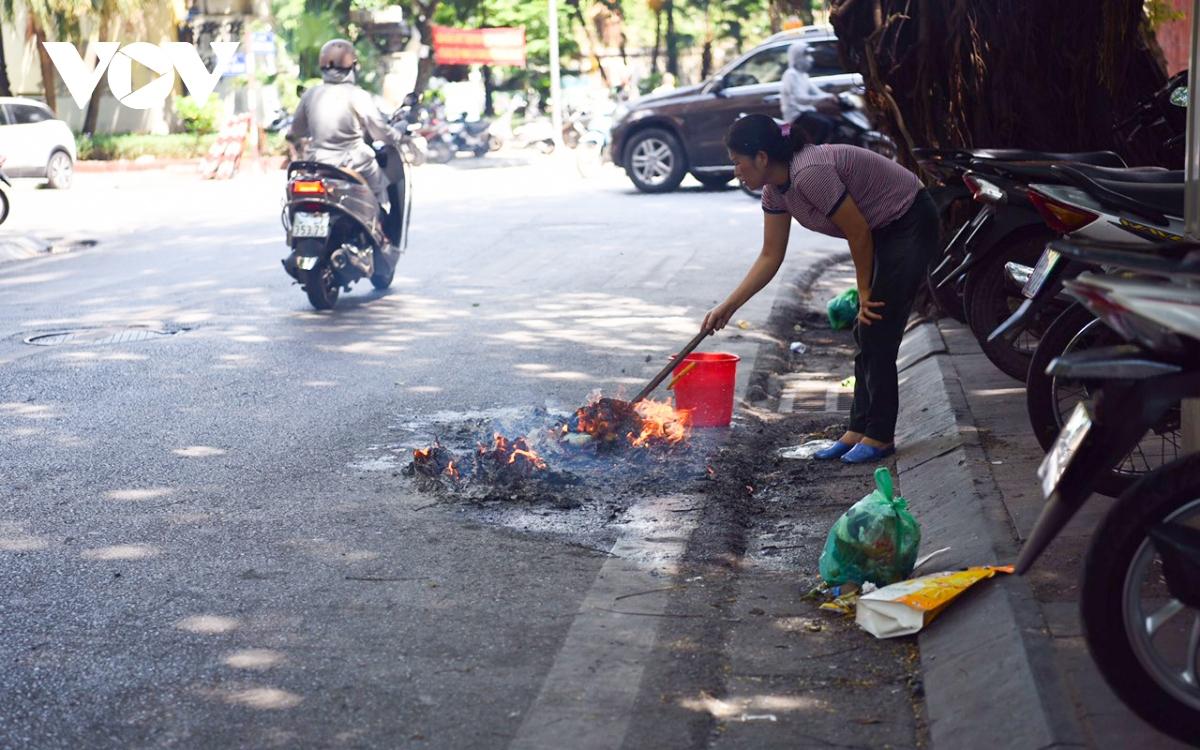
[[840, 443, 896, 464], [812, 441, 855, 460]]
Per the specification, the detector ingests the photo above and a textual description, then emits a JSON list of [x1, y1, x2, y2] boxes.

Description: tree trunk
[[32, 22, 57, 113], [482, 64, 494, 116], [651, 10, 661, 74], [768, 0, 782, 33], [0, 30, 12, 97], [568, 0, 611, 87], [412, 1, 440, 97], [829, 0, 1173, 168], [665, 0, 677, 76], [83, 9, 112, 135]]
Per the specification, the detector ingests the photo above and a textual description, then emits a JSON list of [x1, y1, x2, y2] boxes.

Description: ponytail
[[725, 113, 813, 163]]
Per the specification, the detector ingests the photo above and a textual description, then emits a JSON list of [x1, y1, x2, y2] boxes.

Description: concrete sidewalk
[[893, 318, 1187, 748]]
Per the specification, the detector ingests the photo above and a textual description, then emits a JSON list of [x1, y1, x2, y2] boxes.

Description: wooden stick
[[631, 329, 711, 405], [666, 361, 697, 391]]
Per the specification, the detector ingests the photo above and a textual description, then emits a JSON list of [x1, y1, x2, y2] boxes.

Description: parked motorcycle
[[489, 95, 559, 155], [446, 115, 493, 158], [576, 110, 614, 178], [1014, 236, 1200, 744], [280, 114, 413, 310], [1013, 168, 1187, 495]]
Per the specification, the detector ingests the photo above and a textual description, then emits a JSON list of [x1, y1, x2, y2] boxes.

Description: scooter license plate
[[293, 212, 330, 238], [1022, 249, 1062, 299], [1037, 401, 1093, 499]]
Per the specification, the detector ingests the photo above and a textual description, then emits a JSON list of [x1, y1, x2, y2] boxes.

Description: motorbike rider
[[286, 39, 401, 209], [780, 41, 839, 144]]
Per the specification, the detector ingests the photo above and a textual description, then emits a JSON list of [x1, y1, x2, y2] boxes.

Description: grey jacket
[[287, 79, 400, 172]]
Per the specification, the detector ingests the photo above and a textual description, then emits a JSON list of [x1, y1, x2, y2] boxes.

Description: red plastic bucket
[[670, 352, 740, 428]]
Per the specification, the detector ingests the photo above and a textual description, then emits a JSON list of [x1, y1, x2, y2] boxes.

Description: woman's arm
[[701, 211, 791, 332], [829, 195, 885, 325]]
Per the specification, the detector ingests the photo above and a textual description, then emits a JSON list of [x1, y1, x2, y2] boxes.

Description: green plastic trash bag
[[826, 288, 859, 330], [819, 467, 921, 587]]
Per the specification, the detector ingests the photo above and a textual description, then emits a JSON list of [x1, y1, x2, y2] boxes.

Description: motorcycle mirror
[[1170, 86, 1188, 108]]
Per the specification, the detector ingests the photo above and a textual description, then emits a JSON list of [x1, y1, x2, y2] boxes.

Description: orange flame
[[445, 460, 460, 479], [413, 447, 432, 461], [628, 398, 692, 448], [479, 433, 547, 471]]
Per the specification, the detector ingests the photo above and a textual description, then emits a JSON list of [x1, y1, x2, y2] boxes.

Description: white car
[[0, 97, 76, 189]]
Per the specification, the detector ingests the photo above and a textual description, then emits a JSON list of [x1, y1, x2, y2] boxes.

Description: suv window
[[807, 40, 845, 77], [724, 46, 789, 88], [9, 103, 53, 125]]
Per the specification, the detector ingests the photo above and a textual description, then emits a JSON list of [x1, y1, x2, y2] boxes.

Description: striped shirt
[[762, 144, 921, 238]]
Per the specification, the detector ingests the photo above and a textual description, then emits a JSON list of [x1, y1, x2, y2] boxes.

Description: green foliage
[[74, 132, 290, 160], [172, 94, 223, 135], [76, 133, 219, 160]]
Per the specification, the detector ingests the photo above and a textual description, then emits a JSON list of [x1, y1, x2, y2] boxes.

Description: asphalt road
[[0, 157, 845, 748]]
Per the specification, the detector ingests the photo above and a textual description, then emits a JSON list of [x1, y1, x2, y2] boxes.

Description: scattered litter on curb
[[839, 375, 856, 389], [819, 467, 921, 587], [739, 714, 778, 722], [777, 440, 836, 460], [789, 341, 808, 356], [855, 565, 1015, 638], [736, 320, 751, 330], [912, 546, 952, 573]]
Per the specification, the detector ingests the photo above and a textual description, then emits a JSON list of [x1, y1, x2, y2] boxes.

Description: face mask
[[322, 66, 357, 84]]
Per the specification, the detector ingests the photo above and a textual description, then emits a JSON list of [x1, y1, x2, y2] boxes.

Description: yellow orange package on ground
[[855, 565, 1015, 638]]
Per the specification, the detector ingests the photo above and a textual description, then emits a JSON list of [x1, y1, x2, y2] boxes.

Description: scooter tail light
[[962, 173, 1006, 204], [1027, 189, 1097, 234], [291, 180, 326, 195]]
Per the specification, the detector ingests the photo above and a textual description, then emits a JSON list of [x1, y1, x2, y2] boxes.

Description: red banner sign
[[431, 26, 526, 67]]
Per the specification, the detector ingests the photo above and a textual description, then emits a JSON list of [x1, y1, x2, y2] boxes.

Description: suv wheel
[[46, 150, 73, 190], [625, 128, 686, 193], [692, 172, 733, 190]]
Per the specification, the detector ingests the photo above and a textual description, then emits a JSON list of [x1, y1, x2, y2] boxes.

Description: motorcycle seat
[[1053, 164, 1183, 222], [287, 160, 370, 187], [971, 148, 1127, 167], [463, 121, 490, 136], [984, 161, 1181, 184], [1069, 164, 1184, 184], [1091, 179, 1185, 217]]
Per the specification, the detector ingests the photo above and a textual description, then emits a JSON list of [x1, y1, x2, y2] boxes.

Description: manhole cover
[[23, 327, 186, 347]]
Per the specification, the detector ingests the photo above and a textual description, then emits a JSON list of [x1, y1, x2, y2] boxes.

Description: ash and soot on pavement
[[401, 393, 724, 510]]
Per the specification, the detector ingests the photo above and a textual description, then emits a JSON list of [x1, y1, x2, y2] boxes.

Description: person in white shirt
[[780, 41, 839, 143]]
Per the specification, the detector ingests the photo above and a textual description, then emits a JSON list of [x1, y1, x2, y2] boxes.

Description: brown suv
[[610, 27, 859, 193]]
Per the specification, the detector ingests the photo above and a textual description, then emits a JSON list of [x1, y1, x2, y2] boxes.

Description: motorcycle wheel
[[428, 142, 453, 164], [1080, 452, 1200, 745], [304, 262, 340, 310], [401, 141, 426, 167], [963, 229, 1055, 381], [488, 135, 502, 152], [535, 140, 555, 155], [1025, 303, 1180, 498], [575, 139, 605, 178], [371, 253, 396, 290], [0, 188, 8, 226]]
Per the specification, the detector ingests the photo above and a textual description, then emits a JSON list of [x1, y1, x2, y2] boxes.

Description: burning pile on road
[[402, 394, 693, 495]]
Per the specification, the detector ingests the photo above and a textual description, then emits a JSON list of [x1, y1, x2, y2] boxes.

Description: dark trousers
[[847, 189, 938, 443]]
